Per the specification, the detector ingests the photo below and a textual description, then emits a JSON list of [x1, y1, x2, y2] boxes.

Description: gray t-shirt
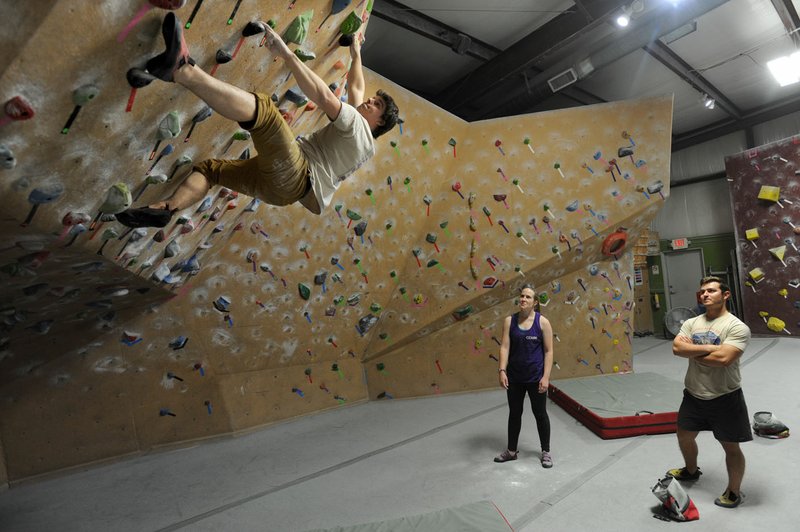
[[678, 312, 751, 399], [297, 102, 375, 212]]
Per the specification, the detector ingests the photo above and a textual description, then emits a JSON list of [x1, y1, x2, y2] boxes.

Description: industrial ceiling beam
[[370, 0, 499, 61], [769, 0, 800, 46], [479, 0, 730, 120], [672, 91, 800, 151], [434, 0, 628, 111], [643, 40, 742, 120]]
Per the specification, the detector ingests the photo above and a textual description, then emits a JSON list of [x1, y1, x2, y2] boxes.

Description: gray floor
[[1, 337, 797, 532]]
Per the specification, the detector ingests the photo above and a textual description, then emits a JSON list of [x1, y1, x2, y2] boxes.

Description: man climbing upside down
[[117, 13, 399, 228]]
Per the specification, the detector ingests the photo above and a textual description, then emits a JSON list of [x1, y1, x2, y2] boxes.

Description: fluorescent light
[[767, 52, 800, 86], [616, 14, 630, 27]]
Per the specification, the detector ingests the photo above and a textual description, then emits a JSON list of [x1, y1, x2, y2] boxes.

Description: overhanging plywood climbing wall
[[0, 0, 672, 482]]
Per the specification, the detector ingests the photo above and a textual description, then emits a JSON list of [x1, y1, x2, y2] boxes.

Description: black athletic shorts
[[678, 388, 753, 442]]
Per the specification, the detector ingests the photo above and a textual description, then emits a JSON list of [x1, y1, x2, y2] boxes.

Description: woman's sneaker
[[666, 466, 702, 481], [541, 451, 553, 468], [493, 449, 518, 463]]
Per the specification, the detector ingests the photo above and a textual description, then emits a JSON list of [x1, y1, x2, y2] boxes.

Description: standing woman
[[494, 284, 554, 467]]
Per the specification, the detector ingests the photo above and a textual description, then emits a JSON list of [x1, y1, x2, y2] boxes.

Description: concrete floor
[[1, 336, 797, 531]]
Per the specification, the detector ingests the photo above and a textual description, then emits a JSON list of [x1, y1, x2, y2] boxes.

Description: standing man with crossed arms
[[668, 276, 752, 508]]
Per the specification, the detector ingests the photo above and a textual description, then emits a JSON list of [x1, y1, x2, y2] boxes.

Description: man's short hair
[[372, 89, 399, 139], [700, 275, 729, 293]]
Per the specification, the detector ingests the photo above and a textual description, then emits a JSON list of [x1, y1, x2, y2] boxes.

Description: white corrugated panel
[[670, 131, 747, 183], [653, 179, 734, 239], [752, 109, 800, 145]]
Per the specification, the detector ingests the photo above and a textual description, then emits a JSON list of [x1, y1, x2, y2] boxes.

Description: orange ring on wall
[[602, 229, 628, 256]]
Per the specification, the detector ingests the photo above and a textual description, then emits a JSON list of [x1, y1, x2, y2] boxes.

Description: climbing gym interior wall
[[0, 0, 672, 483], [726, 137, 800, 335]]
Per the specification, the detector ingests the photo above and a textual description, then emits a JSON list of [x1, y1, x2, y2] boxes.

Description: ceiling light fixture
[[615, 1, 644, 28], [701, 93, 715, 110], [767, 51, 800, 87]]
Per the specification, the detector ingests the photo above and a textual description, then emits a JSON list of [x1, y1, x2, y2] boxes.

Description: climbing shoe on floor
[[493, 449, 518, 463], [145, 13, 195, 82], [715, 490, 745, 508], [666, 466, 702, 482], [116, 207, 174, 228], [541, 451, 553, 468]]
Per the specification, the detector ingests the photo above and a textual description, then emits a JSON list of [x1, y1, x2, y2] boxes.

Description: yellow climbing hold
[[769, 245, 787, 265], [778, 288, 788, 298], [757, 185, 781, 202], [748, 268, 765, 283], [745, 228, 759, 241], [767, 316, 789, 334]]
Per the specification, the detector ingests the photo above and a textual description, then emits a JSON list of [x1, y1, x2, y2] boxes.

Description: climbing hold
[[0, 144, 15, 169], [0, 95, 35, 127], [21, 183, 65, 227], [298, 283, 311, 300], [213, 296, 231, 313], [61, 84, 100, 135], [284, 10, 313, 44], [339, 11, 362, 35]]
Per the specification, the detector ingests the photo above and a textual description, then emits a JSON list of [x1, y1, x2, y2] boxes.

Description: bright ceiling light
[[616, 14, 630, 27], [701, 93, 715, 110], [767, 52, 800, 87]]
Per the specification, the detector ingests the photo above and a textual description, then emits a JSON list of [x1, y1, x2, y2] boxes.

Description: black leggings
[[506, 381, 550, 452]]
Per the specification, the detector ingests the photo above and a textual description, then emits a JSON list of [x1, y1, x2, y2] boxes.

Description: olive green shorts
[[194, 92, 310, 206]]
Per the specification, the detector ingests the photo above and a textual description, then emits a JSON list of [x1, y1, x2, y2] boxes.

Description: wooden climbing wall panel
[[0, 0, 672, 482]]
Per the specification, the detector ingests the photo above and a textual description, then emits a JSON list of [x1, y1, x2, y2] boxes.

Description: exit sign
[[671, 238, 690, 249]]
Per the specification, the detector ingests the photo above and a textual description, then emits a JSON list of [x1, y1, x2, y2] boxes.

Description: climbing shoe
[[493, 449, 518, 463], [715, 490, 745, 508], [116, 207, 174, 228], [145, 13, 194, 82], [666, 466, 702, 482]]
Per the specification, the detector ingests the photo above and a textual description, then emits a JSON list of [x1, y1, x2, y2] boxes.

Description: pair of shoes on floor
[[116, 206, 175, 228], [145, 12, 195, 82], [666, 466, 702, 481], [493, 449, 518, 463], [540, 450, 553, 468], [715, 489, 745, 508]]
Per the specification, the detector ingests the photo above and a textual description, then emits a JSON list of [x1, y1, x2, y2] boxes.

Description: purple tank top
[[507, 312, 544, 384]]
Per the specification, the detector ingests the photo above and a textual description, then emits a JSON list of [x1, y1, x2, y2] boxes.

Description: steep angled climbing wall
[[726, 137, 800, 335], [365, 99, 672, 398], [0, 0, 671, 483]]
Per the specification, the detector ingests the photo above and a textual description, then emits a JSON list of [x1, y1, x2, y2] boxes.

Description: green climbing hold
[[298, 283, 311, 300], [346, 209, 362, 221], [451, 305, 473, 321], [294, 48, 316, 62], [340, 11, 362, 35], [284, 10, 313, 44], [370, 302, 382, 313]]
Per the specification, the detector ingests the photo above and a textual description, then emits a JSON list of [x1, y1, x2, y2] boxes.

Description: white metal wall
[[659, 110, 800, 238]]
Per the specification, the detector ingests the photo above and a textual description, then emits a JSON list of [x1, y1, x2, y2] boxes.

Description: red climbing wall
[[726, 138, 800, 335]]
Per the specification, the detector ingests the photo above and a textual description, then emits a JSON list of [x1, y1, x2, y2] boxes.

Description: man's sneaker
[[116, 207, 174, 228], [493, 449, 518, 463], [666, 466, 702, 481], [715, 490, 745, 508], [145, 13, 194, 82], [541, 451, 553, 468]]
